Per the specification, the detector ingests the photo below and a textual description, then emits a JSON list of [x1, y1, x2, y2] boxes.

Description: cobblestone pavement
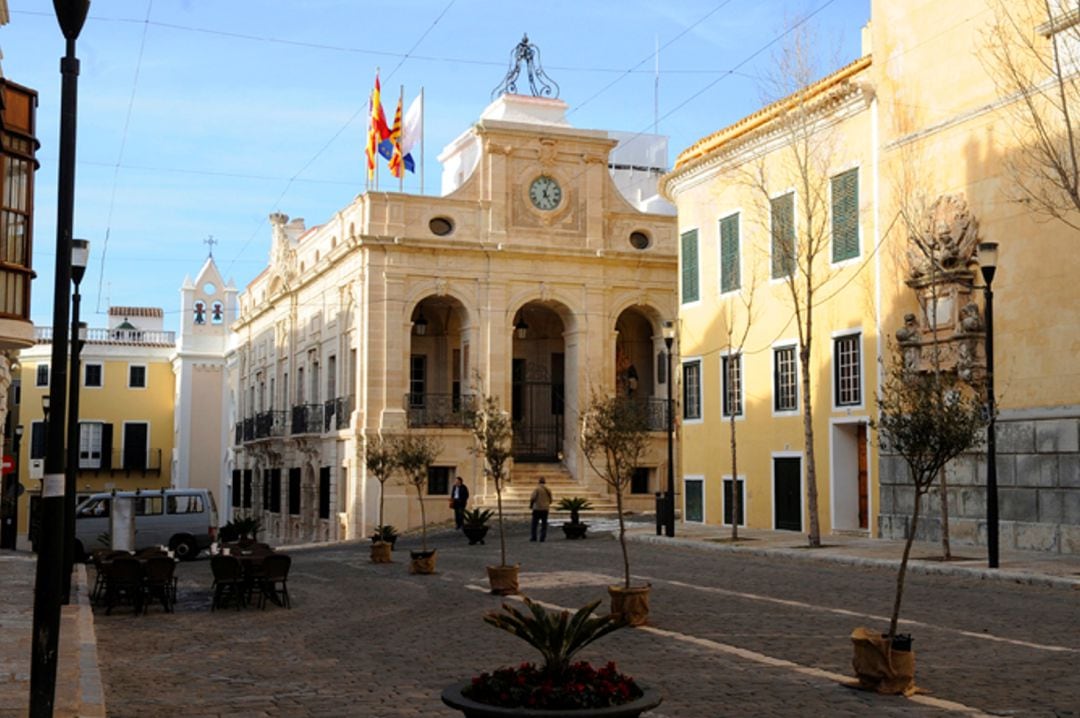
[[89, 522, 1080, 718]]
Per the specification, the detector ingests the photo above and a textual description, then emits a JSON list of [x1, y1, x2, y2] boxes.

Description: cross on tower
[[204, 235, 217, 258]]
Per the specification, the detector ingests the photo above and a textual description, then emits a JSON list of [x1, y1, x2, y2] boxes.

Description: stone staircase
[[475, 462, 617, 517]]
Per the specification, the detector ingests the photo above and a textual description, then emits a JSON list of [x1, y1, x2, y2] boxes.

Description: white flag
[[401, 93, 422, 157]]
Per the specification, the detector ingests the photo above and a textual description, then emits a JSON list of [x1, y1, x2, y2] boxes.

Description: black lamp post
[[978, 241, 999, 569], [663, 321, 676, 537], [61, 238, 89, 603], [31, 2, 90, 715]]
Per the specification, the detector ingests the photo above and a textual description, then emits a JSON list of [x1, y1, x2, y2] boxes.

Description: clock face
[[529, 176, 562, 211]]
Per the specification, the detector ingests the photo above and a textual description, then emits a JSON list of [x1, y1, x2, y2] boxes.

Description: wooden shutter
[[832, 169, 859, 262], [681, 229, 699, 303], [231, 470, 241, 508], [771, 193, 795, 279], [720, 214, 740, 293], [319, 466, 331, 519]]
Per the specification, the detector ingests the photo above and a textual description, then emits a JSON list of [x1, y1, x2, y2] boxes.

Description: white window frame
[[681, 357, 703, 424], [721, 474, 747, 528], [828, 164, 862, 267], [127, 363, 148, 390], [83, 362, 104, 389], [683, 475, 706, 524], [772, 340, 800, 416], [79, 421, 104, 469], [832, 329, 864, 410], [719, 350, 744, 420]]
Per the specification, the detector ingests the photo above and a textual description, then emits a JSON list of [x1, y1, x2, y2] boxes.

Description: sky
[[2, 0, 869, 334]]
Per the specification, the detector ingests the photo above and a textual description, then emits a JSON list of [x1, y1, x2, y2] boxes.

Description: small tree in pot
[[580, 393, 651, 625], [466, 392, 518, 595], [365, 434, 399, 563], [853, 359, 986, 695], [395, 433, 443, 574], [557, 496, 593, 539]]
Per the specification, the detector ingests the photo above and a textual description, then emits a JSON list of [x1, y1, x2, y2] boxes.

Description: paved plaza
[[4, 521, 1080, 716]]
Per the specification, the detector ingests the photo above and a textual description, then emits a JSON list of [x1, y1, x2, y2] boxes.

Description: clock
[[529, 175, 562, 211]]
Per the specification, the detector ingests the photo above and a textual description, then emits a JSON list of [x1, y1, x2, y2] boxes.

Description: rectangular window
[[270, 468, 282, 513], [681, 229, 699, 304], [30, 421, 46, 460], [831, 168, 859, 262], [723, 478, 745, 526], [409, 355, 426, 408], [134, 496, 163, 516], [122, 422, 149, 471], [682, 360, 702, 421], [834, 333, 862, 407], [427, 466, 451, 495], [128, 365, 147, 389], [262, 469, 272, 511], [288, 467, 301, 515], [684, 478, 704, 523], [168, 494, 204, 514], [231, 469, 241, 508], [242, 469, 253, 509], [719, 213, 740, 293], [721, 353, 743, 418], [631, 467, 651, 495], [771, 192, 795, 279], [84, 363, 103, 388], [319, 466, 331, 519], [78, 422, 104, 469], [35, 364, 48, 387], [327, 355, 337, 401], [773, 345, 798, 413]]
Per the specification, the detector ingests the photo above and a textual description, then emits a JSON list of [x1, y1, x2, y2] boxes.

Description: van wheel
[[170, 535, 200, 561], [73, 539, 87, 563]]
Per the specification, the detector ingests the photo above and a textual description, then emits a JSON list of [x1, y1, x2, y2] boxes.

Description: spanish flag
[[365, 73, 391, 180], [386, 95, 405, 179]]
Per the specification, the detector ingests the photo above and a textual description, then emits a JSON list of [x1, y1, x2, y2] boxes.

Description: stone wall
[[878, 408, 1080, 555]]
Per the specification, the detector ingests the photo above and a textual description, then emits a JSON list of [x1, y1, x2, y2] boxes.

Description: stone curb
[[628, 533, 1080, 590]]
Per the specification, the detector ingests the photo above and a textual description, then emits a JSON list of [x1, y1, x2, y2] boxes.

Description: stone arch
[[405, 293, 472, 428]]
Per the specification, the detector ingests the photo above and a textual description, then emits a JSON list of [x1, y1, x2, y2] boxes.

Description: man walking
[[450, 476, 469, 530], [529, 477, 553, 542]]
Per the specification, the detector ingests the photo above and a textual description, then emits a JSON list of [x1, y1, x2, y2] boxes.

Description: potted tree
[[365, 434, 399, 563], [466, 392, 518, 595], [441, 598, 662, 717], [580, 394, 652, 625], [461, 508, 494, 545], [557, 497, 593, 539], [395, 433, 443, 574], [853, 359, 986, 695]]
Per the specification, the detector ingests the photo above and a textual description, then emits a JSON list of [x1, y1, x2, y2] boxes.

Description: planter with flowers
[[442, 598, 661, 717]]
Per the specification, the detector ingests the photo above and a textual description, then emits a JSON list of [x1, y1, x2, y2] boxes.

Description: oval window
[[629, 231, 650, 250], [202, 282, 217, 295], [429, 217, 454, 236]]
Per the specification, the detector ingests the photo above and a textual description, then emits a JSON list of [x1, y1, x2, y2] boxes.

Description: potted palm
[[442, 598, 662, 717], [467, 392, 519, 595], [462, 508, 494, 545], [395, 433, 443, 574], [557, 497, 593, 540], [581, 393, 651, 626], [365, 434, 399, 563]]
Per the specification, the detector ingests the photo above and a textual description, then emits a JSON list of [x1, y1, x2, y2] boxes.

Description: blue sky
[[3, 0, 868, 333]]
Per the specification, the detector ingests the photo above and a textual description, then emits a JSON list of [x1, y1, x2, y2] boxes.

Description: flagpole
[[420, 87, 425, 196], [399, 85, 405, 193]]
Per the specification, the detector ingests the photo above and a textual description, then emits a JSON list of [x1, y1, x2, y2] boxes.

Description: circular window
[[629, 231, 650, 250], [202, 282, 216, 295], [429, 216, 454, 236]]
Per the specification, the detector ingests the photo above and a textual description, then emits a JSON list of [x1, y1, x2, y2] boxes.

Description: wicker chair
[[142, 556, 178, 613], [210, 555, 246, 611], [103, 556, 144, 616], [256, 553, 291, 609]]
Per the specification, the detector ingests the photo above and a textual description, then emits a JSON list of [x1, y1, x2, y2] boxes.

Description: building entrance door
[[511, 358, 564, 462], [773, 456, 802, 531]]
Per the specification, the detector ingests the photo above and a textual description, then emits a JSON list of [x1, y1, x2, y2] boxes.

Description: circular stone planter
[[441, 681, 662, 718]]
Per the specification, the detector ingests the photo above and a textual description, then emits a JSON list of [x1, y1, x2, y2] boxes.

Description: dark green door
[[773, 457, 802, 531]]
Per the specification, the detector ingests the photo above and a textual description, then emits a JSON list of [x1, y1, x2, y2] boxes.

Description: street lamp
[[61, 239, 89, 603], [663, 321, 676, 538], [31, 2, 90, 715], [978, 241, 999, 569]]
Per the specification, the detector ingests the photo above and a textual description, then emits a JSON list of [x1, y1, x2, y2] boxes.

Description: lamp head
[[15, 424, 24, 438], [41, 394, 51, 413], [662, 320, 675, 348], [514, 316, 529, 340], [978, 241, 998, 286], [413, 311, 428, 336], [71, 238, 90, 284]]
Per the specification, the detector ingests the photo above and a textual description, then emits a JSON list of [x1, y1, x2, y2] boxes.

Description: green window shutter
[[832, 168, 859, 262], [681, 229, 700, 304], [719, 214, 740, 293], [771, 193, 795, 279]]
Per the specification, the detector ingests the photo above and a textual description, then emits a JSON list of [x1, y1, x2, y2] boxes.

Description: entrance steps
[[474, 463, 617, 517]]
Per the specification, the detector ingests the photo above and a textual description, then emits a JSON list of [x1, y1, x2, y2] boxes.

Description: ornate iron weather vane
[[491, 34, 560, 101]]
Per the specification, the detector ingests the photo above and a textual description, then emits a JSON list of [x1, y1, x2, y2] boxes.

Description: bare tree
[[466, 392, 514, 568], [364, 434, 398, 540], [984, 0, 1080, 230], [719, 270, 757, 541], [395, 433, 443, 553]]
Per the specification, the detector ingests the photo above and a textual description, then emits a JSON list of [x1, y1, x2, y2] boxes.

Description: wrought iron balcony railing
[[324, 395, 354, 431], [614, 397, 673, 433], [291, 403, 325, 435], [405, 392, 475, 428], [255, 410, 288, 439]]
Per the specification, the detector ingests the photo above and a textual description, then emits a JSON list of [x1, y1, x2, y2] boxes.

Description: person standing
[[450, 476, 469, 530], [529, 477, 553, 542]]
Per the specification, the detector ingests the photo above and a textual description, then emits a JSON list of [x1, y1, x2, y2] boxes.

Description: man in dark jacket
[[450, 476, 469, 530]]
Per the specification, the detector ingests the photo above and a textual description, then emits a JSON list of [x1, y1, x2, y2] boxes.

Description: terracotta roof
[[108, 306, 163, 318], [673, 55, 872, 170]]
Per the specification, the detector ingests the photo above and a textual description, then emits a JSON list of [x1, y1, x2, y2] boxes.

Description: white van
[[74, 488, 218, 561]]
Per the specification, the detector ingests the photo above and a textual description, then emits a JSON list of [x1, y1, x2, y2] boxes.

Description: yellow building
[[663, 1, 1080, 554], [14, 307, 176, 542]]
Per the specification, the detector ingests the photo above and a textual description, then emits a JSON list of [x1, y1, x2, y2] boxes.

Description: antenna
[[654, 35, 659, 136]]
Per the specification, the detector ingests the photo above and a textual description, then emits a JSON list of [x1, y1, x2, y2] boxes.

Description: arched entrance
[[407, 296, 469, 427], [511, 303, 565, 462], [614, 307, 666, 430]]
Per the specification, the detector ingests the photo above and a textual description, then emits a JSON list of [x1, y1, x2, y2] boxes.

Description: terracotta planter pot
[[486, 564, 520, 595], [409, 549, 437, 574], [850, 627, 916, 696], [608, 584, 650, 626], [561, 522, 589, 540], [370, 541, 393, 563], [463, 525, 490, 545], [441, 680, 662, 717]]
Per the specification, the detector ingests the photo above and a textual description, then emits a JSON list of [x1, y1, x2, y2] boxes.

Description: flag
[[386, 95, 405, 179], [365, 73, 391, 180], [400, 93, 422, 174]]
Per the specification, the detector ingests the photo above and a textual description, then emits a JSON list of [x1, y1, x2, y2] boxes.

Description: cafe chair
[[210, 554, 246, 611], [256, 553, 291, 609], [104, 556, 144, 616], [142, 555, 178, 613]]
